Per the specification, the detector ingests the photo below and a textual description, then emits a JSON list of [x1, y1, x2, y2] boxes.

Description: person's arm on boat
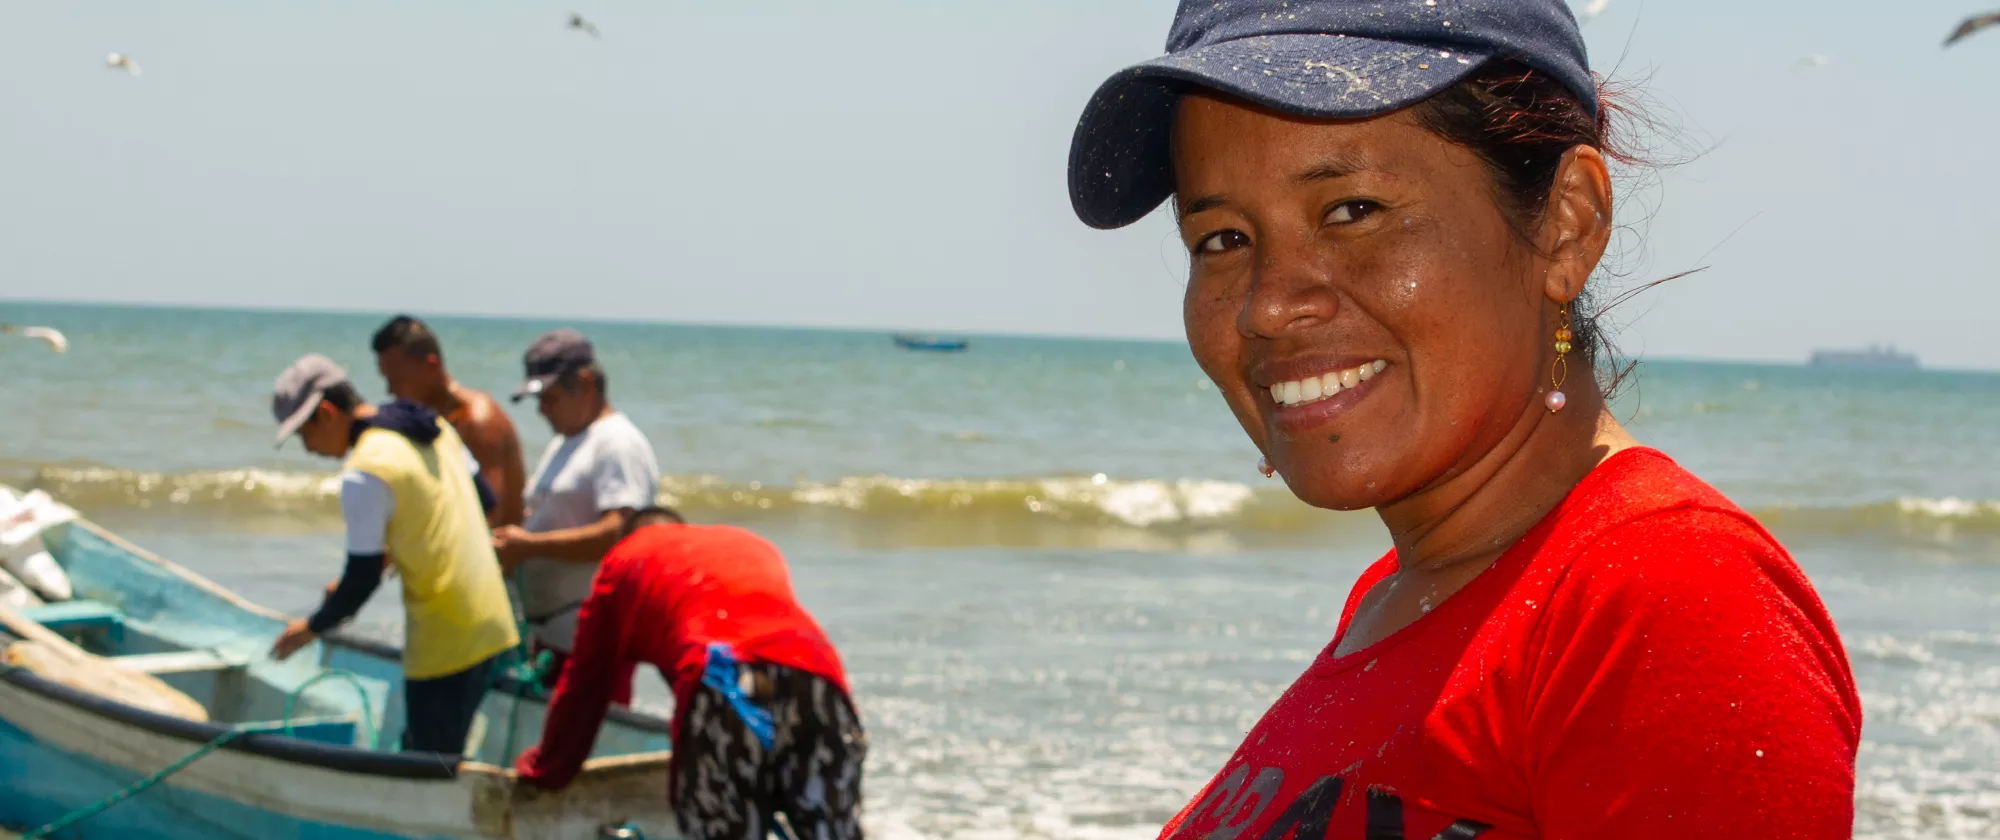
[[307, 552, 386, 633], [515, 552, 633, 789], [273, 471, 391, 659]]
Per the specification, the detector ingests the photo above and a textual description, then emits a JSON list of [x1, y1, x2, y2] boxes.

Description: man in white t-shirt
[[490, 329, 660, 689]]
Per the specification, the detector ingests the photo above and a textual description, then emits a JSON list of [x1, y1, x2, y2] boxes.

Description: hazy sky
[[5, 1, 1999, 367]]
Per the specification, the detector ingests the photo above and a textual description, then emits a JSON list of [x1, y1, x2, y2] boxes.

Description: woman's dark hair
[[321, 382, 365, 413], [1412, 59, 1644, 377]]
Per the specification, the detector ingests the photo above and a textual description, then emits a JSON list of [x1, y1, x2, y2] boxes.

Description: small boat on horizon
[[1808, 345, 1919, 370], [892, 333, 969, 352], [0, 485, 677, 839]]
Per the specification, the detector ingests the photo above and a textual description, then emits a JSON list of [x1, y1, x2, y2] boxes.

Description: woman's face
[[1173, 93, 1566, 511]]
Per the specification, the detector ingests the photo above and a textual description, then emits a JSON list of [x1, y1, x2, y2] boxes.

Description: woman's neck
[[1377, 381, 1637, 576]]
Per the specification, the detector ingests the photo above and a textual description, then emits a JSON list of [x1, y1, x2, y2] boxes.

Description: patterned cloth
[[673, 660, 867, 840]]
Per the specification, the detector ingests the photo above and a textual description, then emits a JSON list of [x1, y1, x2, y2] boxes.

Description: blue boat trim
[[0, 665, 461, 780]]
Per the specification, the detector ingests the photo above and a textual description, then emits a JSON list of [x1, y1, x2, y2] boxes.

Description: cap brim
[[272, 388, 325, 447], [1069, 33, 1492, 230], [511, 374, 557, 403]]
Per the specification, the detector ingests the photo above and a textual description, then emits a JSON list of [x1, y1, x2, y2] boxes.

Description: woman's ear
[[1539, 145, 1614, 304]]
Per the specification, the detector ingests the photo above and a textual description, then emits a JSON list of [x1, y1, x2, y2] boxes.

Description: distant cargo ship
[[1808, 345, 1919, 369]]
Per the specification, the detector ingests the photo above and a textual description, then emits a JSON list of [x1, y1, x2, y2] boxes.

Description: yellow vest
[[344, 421, 519, 680]]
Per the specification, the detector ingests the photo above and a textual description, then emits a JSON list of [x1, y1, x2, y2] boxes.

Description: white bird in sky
[[568, 13, 601, 40], [1578, 0, 1610, 22], [3, 326, 69, 354], [105, 52, 140, 76], [1797, 54, 1831, 70]]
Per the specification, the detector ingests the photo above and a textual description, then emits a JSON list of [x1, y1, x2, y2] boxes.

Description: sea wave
[[15, 461, 2000, 551], [25, 464, 343, 514], [6, 462, 1355, 549], [1749, 497, 2000, 542], [658, 473, 1285, 529]]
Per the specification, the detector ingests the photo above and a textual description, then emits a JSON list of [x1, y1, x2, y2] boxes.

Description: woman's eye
[[1325, 200, 1383, 225], [1195, 230, 1250, 254]]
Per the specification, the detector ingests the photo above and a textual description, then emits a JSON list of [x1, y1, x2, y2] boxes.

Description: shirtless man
[[371, 315, 527, 527]]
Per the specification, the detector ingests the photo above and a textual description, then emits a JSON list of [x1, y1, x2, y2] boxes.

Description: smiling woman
[[1071, 1, 1861, 839]]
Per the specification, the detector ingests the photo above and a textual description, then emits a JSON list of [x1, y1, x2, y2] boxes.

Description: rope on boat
[[22, 727, 247, 840], [10, 572, 573, 837], [280, 669, 379, 750], [1, 657, 384, 838], [495, 568, 551, 768]]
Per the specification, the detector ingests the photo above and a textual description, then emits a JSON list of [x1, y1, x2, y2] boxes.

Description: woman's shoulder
[[1566, 447, 1753, 523], [1533, 449, 1844, 649], [1551, 447, 1783, 562], [1530, 446, 1831, 622]]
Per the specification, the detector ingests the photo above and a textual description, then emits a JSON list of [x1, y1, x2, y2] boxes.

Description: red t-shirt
[[1159, 448, 1861, 840], [516, 523, 849, 788]]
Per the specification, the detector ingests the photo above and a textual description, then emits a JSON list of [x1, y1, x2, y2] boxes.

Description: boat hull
[[891, 335, 968, 352], [0, 698, 433, 839], [0, 503, 678, 839]]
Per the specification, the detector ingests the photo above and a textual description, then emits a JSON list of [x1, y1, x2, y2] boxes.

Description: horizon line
[[0, 295, 1186, 348], [5, 295, 1990, 374]]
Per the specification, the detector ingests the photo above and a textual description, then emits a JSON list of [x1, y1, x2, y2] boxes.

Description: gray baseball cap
[[512, 329, 596, 402], [271, 354, 350, 446]]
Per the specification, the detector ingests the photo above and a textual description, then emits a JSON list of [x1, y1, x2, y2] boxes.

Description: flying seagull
[[1796, 54, 1831, 70], [1578, 0, 1610, 22], [568, 13, 601, 39], [105, 52, 141, 76], [3, 325, 70, 354], [1945, 11, 2000, 46]]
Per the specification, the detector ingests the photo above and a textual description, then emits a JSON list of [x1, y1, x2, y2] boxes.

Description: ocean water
[[3, 300, 1998, 839]]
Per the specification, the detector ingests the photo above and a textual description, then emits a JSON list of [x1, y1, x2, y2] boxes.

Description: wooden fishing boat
[[0, 493, 676, 839]]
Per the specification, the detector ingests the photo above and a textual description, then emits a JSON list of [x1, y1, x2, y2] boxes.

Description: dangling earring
[[1546, 306, 1572, 413], [1257, 456, 1275, 478]]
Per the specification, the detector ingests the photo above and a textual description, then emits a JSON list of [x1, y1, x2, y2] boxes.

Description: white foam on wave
[[1854, 635, 1938, 666], [1038, 478, 1256, 528], [717, 474, 1264, 528], [1894, 497, 2000, 519], [1927, 630, 2000, 650], [36, 465, 340, 507], [1857, 740, 2000, 839]]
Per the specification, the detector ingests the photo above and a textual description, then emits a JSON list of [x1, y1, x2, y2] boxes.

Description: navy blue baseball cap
[[1069, 0, 1596, 230]]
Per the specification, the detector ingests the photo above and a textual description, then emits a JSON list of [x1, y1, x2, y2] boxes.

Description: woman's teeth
[[1269, 360, 1387, 407]]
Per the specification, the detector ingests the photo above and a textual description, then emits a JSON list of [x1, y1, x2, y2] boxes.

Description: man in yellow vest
[[265, 354, 520, 755]]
